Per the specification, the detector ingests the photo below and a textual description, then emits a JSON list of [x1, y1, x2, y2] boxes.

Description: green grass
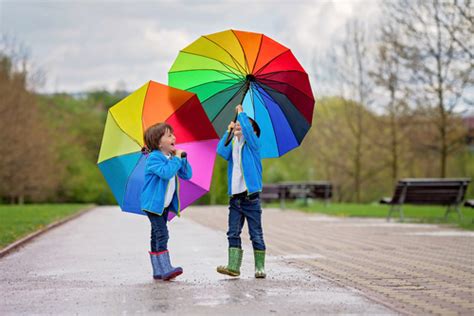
[[0, 204, 92, 249], [268, 200, 474, 230]]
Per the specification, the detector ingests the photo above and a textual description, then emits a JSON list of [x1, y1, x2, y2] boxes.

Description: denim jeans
[[146, 208, 169, 252], [227, 193, 266, 251]]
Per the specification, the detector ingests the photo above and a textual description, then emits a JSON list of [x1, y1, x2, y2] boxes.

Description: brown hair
[[143, 123, 174, 152], [248, 117, 261, 137]]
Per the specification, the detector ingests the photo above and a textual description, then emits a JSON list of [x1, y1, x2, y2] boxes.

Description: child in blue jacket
[[216, 104, 266, 278], [141, 122, 192, 281]]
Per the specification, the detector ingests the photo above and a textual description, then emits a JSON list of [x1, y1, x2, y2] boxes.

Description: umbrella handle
[[224, 80, 251, 147], [224, 113, 238, 146]]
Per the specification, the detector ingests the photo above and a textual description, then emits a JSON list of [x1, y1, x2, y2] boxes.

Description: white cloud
[[1, 0, 381, 93]]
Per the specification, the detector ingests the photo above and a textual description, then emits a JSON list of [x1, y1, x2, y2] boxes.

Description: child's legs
[[227, 198, 245, 248], [241, 196, 266, 251], [146, 209, 170, 252]]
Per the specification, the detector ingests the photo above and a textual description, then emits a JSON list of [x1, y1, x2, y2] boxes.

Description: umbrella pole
[[224, 80, 251, 146]]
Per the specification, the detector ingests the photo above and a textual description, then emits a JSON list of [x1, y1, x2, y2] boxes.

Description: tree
[[385, 0, 473, 177], [369, 21, 415, 186], [0, 40, 59, 203], [315, 19, 384, 202]]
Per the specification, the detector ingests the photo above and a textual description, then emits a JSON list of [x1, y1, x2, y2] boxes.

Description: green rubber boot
[[254, 250, 266, 278], [216, 247, 243, 277]]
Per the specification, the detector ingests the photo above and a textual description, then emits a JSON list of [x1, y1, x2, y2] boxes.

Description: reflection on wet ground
[[0, 207, 395, 315]]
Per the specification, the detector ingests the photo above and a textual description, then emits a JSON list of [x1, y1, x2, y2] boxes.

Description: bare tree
[[315, 19, 384, 202], [369, 20, 416, 186], [385, 0, 473, 177]]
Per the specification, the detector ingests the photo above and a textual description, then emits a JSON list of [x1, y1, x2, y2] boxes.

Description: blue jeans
[[146, 208, 169, 252], [227, 193, 266, 251]]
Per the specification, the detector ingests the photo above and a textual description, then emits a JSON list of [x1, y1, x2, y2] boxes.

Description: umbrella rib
[[250, 83, 281, 154], [169, 68, 243, 81], [253, 81, 309, 144], [254, 49, 290, 76], [176, 79, 240, 91], [202, 35, 248, 75], [98, 149, 141, 164], [258, 69, 309, 78], [180, 178, 202, 192], [109, 110, 143, 148], [218, 59, 245, 77], [250, 34, 264, 74], [173, 51, 243, 77], [122, 154, 145, 206], [231, 29, 250, 73], [206, 82, 248, 123], [258, 80, 311, 126], [258, 76, 315, 101], [203, 81, 246, 97]]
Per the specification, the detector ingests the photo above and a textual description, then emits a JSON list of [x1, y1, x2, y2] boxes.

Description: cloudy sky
[[1, 0, 379, 93]]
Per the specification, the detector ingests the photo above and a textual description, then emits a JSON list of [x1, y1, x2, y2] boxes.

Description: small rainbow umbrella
[[168, 29, 315, 158], [97, 81, 219, 220]]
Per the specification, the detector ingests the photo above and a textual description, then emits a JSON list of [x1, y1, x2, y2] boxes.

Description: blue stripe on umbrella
[[250, 84, 280, 158], [98, 152, 141, 208], [257, 82, 311, 144], [123, 154, 147, 215], [254, 85, 299, 156], [242, 90, 255, 118]]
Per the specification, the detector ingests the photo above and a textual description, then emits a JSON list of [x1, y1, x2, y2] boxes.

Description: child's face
[[159, 129, 176, 155], [233, 120, 257, 137], [234, 121, 242, 137]]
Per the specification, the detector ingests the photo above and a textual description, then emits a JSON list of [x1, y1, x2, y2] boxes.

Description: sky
[[0, 0, 380, 93]]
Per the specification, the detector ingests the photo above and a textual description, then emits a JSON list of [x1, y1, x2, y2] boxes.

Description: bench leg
[[455, 204, 464, 221], [387, 205, 394, 222], [280, 197, 286, 210], [444, 205, 452, 220], [388, 204, 404, 222]]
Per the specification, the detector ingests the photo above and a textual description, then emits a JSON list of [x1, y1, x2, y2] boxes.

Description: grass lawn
[[0, 204, 92, 249], [269, 201, 474, 230]]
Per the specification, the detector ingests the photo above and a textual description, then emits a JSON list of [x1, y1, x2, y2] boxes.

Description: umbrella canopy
[[168, 29, 315, 158], [97, 81, 219, 220]]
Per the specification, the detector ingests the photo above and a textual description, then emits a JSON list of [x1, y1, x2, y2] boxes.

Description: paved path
[[0, 206, 394, 315], [187, 206, 474, 315]]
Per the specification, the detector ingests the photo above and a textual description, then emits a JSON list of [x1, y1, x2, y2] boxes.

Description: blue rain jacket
[[217, 112, 262, 196], [141, 150, 192, 216]]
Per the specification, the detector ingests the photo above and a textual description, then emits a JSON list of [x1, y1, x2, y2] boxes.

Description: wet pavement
[[188, 206, 474, 316], [0, 206, 394, 315]]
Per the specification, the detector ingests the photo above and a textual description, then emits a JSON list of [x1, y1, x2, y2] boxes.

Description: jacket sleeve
[[217, 131, 232, 161], [178, 157, 192, 180], [147, 154, 182, 180], [238, 112, 260, 152]]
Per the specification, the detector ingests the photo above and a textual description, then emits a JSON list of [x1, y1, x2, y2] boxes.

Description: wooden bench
[[261, 181, 332, 209], [260, 184, 287, 209], [281, 181, 332, 205], [381, 178, 471, 222]]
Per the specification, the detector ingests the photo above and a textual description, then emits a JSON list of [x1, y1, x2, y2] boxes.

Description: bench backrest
[[390, 178, 470, 205], [263, 182, 332, 200], [260, 184, 284, 200]]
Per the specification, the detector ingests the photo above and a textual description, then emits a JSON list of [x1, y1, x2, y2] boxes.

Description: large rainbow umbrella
[[97, 81, 219, 220], [168, 29, 315, 158]]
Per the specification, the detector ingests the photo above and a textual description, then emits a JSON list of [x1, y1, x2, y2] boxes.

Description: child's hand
[[228, 121, 235, 132], [235, 104, 243, 114]]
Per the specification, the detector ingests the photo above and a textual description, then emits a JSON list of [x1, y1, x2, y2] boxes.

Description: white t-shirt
[[164, 154, 176, 208], [231, 136, 247, 195]]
